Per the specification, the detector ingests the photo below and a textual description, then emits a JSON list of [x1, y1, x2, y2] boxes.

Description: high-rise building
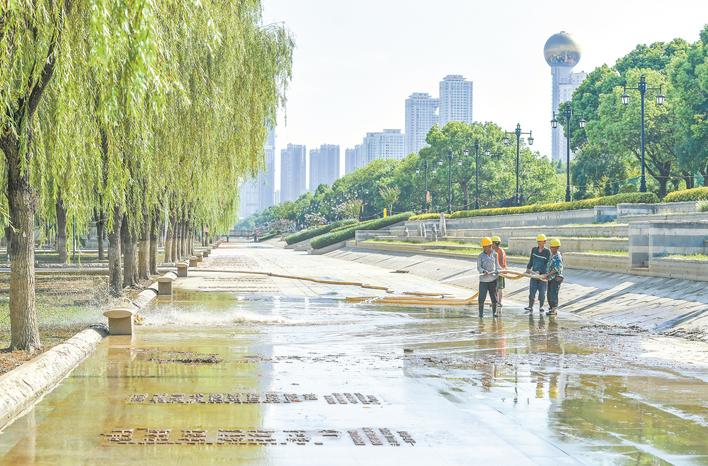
[[405, 92, 439, 155], [237, 178, 260, 219], [361, 129, 405, 164], [345, 148, 358, 175], [544, 31, 587, 162], [257, 127, 275, 210], [439, 75, 473, 126], [280, 143, 306, 202], [309, 144, 340, 191], [238, 126, 276, 218]]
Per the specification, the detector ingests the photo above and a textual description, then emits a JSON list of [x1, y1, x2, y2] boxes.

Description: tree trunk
[[3, 135, 41, 351], [178, 218, 185, 259], [164, 214, 173, 263], [108, 208, 123, 296], [96, 209, 105, 260], [122, 215, 137, 288], [138, 211, 150, 280], [171, 215, 178, 262], [461, 182, 469, 210], [55, 193, 67, 264], [150, 211, 158, 275], [683, 173, 695, 190]]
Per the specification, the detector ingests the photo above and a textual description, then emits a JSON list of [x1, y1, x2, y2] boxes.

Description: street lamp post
[[551, 107, 586, 202], [447, 150, 453, 214], [464, 142, 490, 210], [416, 159, 431, 212], [504, 124, 534, 206], [621, 74, 665, 192]]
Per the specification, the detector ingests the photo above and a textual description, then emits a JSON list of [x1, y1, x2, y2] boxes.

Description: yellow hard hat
[[549, 238, 561, 247], [536, 234, 547, 242], [491, 235, 502, 243], [481, 237, 493, 247]]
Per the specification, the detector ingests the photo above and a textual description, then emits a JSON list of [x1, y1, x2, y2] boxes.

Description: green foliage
[[257, 231, 280, 242], [448, 193, 658, 219], [699, 201, 708, 212], [284, 219, 357, 245], [409, 213, 446, 221], [310, 212, 413, 250], [566, 26, 706, 198], [663, 187, 708, 202]]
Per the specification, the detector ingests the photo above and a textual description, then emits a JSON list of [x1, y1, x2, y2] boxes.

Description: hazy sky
[[261, 0, 707, 189]]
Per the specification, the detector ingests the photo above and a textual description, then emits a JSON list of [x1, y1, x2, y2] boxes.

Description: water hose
[[187, 268, 542, 307]]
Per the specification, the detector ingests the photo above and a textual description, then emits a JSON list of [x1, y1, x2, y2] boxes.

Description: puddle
[[0, 290, 706, 465]]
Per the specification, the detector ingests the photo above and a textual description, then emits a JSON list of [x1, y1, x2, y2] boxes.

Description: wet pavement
[[0, 244, 706, 465]]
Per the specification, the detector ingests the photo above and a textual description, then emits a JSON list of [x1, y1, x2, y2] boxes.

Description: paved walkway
[[1, 241, 705, 465], [327, 244, 708, 340]]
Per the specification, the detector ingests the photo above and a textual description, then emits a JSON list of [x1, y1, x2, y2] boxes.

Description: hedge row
[[257, 231, 280, 242], [284, 218, 357, 245], [663, 187, 708, 203], [447, 192, 659, 219], [409, 212, 446, 221], [310, 212, 414, 249]]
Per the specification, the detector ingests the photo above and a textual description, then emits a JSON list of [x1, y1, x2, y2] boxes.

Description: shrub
[[310, 212, 413, 249], [409, 212, 446, 221], [447, 193, 659, 219], [698, 200, 708, 212], [257, 231, 280, 242], [284, 219, 357, 245], [663, 187, 708, 203]]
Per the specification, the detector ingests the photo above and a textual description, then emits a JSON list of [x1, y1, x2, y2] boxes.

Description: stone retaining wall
[[507, 237, 628, 255], [629, 220, 708, 268]]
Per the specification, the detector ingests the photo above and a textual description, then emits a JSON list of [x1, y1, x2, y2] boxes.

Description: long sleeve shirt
[[527, 247, 551, 273], [546, 252, 564, 280], [477, 250, 499, 282]]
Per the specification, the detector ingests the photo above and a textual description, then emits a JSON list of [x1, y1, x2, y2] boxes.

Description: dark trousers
[[547, 280, 561, 309], [529, 278, 547, 306], [478, 280, 498, 313]]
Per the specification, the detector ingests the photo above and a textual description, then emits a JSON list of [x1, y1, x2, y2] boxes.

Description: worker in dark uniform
[[524, 234, 551, 314]]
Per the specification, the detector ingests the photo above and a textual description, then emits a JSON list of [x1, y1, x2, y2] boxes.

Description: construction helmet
[[481, 237, 493, 247], [536, 234, 547, 242], [549, 238, 561, 247], [491, 235, 502, 243]]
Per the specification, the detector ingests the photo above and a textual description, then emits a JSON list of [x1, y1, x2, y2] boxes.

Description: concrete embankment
[[0, 275, 167, 431], [327, 245, 708, 340]]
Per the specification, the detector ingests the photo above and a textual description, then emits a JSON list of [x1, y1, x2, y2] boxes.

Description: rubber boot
[[492, 304, 498, 318], [478, 303, 484, 317], [524, 299, 534, 312]]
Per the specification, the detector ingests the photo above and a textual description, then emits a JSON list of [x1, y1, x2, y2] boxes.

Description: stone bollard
[[158, 276, 175, 296], [203, 249, 210, 258], [189, 256, 199, 267], [177, 262, 188, 277], [103, 307, 136, 335], [196, 252, 204, 262]]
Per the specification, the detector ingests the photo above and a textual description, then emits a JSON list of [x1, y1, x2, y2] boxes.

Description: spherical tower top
[[544, 31, 581, 67]]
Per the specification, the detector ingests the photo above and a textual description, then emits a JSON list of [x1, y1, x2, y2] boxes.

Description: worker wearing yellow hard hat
[[524, 233, 551, 313], [491, 235, 507, 308], [477, 237, 500, 317], [541, 238, 564, 315]]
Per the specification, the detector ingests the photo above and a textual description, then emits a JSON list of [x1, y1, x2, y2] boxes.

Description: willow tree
[[153, 1, 293, 254]]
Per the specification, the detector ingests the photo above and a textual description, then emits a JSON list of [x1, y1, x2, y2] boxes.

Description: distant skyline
[[262, 0, 707, 190]]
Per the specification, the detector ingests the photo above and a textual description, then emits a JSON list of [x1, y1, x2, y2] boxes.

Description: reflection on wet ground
[[0, 290, 706, 465]]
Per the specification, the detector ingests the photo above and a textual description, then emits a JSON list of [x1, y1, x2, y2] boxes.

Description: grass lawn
[[666, 254, 708, 261], [582, 250, 629, 256], [0, 274, 109, 374]]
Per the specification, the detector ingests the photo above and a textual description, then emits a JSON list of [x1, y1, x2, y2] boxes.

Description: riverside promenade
[[0, 240, 706, 465]]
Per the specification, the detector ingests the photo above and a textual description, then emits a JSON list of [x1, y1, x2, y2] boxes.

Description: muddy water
[[0, 290, 706, 465]]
